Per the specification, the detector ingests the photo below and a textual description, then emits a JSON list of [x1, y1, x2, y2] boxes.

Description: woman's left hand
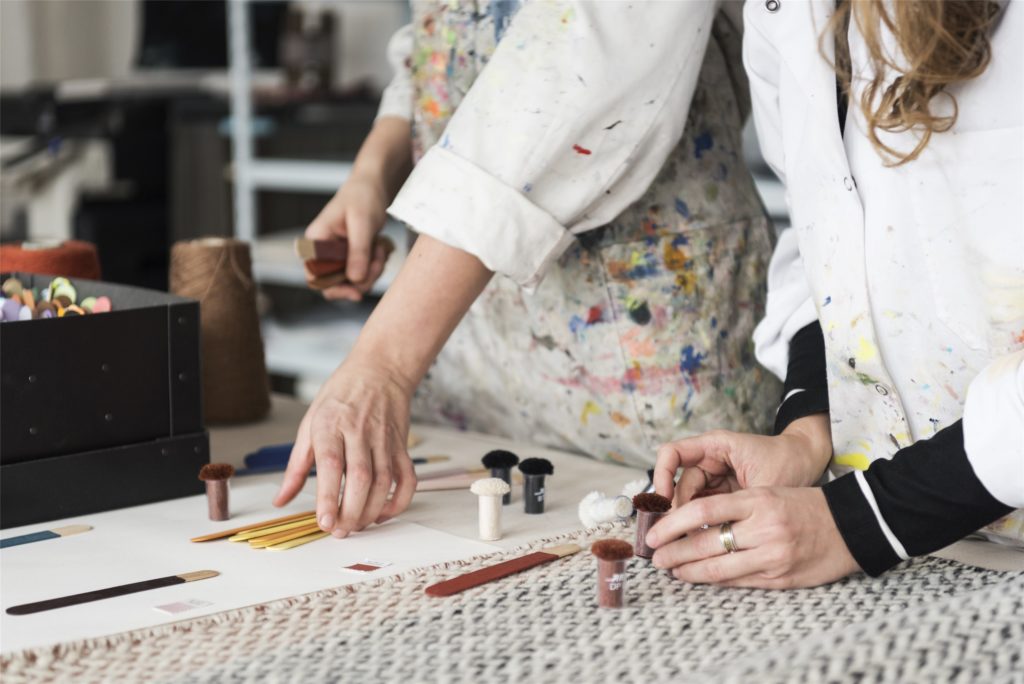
[[645, 487, 860, 589]]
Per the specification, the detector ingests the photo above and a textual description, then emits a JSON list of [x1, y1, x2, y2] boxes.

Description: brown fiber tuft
[[199, 463, 235, 481], [632, 493, 671, 513], [591, 539, 634, 561]]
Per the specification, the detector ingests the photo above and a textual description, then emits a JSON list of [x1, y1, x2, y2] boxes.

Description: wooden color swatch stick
[[266, 531, 328, 551], [6, 571, 219, 615], [248, 523, 322, 548], [1, 525, 92, 549], [425, 545, 581, 597], [191, 511, 315, 543], [228, 515, 317, 542]]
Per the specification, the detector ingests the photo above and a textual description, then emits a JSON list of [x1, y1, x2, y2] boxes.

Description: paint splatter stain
[[580, 400, 601, 425], [586, 305, 603, 325], [679, 345, 706, 375], [693, 131, 713, 159], [835, 452, 870, 471], [572, 144, 592, 156], [604, 120, 623, 130], [523, 182, 533, 193], [610, 411, 631, 427], [674, 198, 691, 219], [823, 296, 832, 307], [627, 299, 652, 325]]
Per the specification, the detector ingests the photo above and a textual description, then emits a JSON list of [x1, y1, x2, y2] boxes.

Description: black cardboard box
[[1, 273, 208, 528]]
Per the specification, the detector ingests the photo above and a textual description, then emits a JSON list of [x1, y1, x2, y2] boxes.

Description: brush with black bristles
[[518, 458, 554, 514], [481, 450, 520, 505]]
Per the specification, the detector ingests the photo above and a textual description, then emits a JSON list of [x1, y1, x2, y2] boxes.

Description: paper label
[[342, 559, 392, 573], [153, 599, 213, 615]]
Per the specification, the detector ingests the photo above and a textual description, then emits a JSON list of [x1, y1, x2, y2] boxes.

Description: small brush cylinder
[[634, 509, 665, 559], [523, 474, 547, 514], [478, 495, 503, 541], [206, 480, 230, 521], [597, 558, 628, 608], [490, 466, 513, 505]]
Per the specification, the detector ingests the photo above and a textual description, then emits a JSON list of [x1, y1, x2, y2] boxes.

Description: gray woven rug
[[3, 525, 1022, 683]]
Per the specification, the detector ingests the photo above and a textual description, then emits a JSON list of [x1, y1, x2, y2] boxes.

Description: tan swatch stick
[[190, 510, 316, 542], [248, 523, 322, 548], [228, 515, 317, 542], [266, 531, 329, 551]]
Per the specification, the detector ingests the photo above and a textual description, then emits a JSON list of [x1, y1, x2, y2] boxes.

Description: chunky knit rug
[[3, 525, 1022, 684]]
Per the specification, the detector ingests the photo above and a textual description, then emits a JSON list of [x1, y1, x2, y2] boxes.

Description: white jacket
[[747, 0, 1024, 541]]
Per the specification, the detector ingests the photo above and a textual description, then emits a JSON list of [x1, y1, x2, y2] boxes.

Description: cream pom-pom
[[471, 477, 512, 497]]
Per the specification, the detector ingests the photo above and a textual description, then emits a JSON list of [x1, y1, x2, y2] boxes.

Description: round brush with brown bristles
[[591, 539, 633, 608], [632, 493, 671, 559], [199, 463, 235, 521]]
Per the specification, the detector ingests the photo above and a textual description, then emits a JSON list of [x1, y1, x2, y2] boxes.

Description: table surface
[[3, 395, 1020, 656], [218, 396, 1023, 570]]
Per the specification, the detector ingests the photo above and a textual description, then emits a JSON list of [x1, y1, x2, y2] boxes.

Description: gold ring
[[719, 521, 738, 554]]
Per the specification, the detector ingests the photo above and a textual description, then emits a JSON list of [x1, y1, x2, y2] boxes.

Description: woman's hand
[[646, 487, 860, 588], [273, 361, 417, 537], [653, 414, 833, 507], [304, 176, 392, 302]]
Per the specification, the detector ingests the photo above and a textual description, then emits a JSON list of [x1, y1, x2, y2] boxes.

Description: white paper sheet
[[0, 483, 496, 652]]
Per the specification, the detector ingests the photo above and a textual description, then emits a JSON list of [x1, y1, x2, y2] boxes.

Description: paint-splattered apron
[[407, 1, 781, 467]]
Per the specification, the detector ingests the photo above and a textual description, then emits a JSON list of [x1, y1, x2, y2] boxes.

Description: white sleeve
[[376, 24, 414, 122], [388, 1, 719, 288], [752, 228, 819, 381], [963, 350, 1024, 507]]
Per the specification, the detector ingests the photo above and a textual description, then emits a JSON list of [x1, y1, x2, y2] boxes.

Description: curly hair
[[825, 0, 1002, 165]]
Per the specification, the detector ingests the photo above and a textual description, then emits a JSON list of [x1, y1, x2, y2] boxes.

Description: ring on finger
[[719, 521, 739, 554]]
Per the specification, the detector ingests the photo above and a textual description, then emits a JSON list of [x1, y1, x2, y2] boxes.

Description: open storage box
[[1, 273, 209, 528]]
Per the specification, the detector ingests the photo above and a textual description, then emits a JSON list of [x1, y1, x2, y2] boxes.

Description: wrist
[[781, 413, 833, 481]]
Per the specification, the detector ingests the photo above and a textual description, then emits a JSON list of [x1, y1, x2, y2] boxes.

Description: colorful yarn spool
[[169, 238, 270, 425], [0, 241, 101, 280]]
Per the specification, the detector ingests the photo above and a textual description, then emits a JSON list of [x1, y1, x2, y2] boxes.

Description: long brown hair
[[826, 0, 1002, 165]]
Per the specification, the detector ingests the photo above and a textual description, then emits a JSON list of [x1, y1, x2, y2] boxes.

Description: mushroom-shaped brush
[[470, 478, 512, 541], [632, 493, 671, 558], [481, 450, 519, 505], [198, 463, 235, 521], [591, 539, 633, 608], [518, 458, 554, 514]]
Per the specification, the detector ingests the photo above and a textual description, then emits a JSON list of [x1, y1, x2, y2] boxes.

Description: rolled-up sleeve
[[388, 1, 719, 288], [963, 350, 1024, 508]]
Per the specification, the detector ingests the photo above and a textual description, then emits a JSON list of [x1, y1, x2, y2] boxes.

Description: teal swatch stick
[[1, 525, 92, 549]]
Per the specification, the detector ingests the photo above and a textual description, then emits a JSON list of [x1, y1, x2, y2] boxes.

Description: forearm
[[350, 116, 413, 202], [346, 234, 493, 392]]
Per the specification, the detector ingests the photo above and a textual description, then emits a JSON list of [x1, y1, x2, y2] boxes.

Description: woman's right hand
[[273, 360, 418, 537], [304, 175, 393, 302], [653, 414, 833, 507]]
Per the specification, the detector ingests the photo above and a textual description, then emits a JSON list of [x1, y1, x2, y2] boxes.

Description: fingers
[[670, 550, 763, 585], [378, 440, 416, 523], [273, 417, 315, 507], [336, 434, 373, 537], [651, 520, 758, 569], [344, 209, 374, 283], [653, 443, 681, 499], [646, 490, 755, 549], [674, 466, 709, 507], [356, 432, 394, 530], [310, 419, 346, 532]]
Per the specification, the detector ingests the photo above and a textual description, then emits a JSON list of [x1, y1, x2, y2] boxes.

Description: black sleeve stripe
[[773, 321, 830, 435], [823, 420, 1013, 576]]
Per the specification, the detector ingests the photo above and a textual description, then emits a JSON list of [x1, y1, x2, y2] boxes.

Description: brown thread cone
[[170, 238, 270, 425]]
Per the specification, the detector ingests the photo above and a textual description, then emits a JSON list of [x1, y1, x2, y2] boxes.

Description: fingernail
[[646, 531, 658, 548], [332, 528, 348, 539], [651, 553, 663, 569], [319, 514, 334, 530]]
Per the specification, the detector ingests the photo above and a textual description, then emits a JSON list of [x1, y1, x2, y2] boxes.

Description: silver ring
[[719, 522, 738, 554]]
